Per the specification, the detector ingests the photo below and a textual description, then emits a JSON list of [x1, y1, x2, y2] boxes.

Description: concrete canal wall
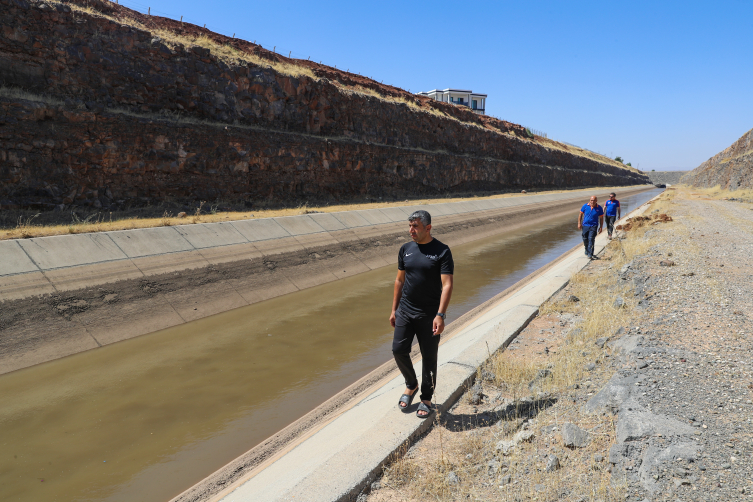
[[0, 186, 652, 375]]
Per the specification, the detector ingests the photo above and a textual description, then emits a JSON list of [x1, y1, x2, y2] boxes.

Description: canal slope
[[0, 186, 652, 375]]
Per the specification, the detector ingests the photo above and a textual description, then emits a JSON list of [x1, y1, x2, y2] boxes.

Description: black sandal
[[397, 388, 417, 412], [416, 401, 435, 418]]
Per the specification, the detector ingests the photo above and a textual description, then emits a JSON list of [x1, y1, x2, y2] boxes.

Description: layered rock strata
[[0, 0, 648, 211], [682, 128, 753, 189]]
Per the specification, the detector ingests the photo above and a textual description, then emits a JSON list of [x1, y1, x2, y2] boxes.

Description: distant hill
[[682, 128, 753, 189]]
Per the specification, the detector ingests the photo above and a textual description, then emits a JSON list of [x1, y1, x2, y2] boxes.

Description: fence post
[[147, 7, 150, 15]]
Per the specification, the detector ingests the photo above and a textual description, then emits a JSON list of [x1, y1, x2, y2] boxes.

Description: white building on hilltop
[[417, 88, 487, 114]]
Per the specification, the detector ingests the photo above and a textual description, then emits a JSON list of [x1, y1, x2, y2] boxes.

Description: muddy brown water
[[0, 190, 661, 502]]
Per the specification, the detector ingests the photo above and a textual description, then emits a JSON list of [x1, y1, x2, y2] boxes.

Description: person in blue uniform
[[390, 210, 454, 418], [578, 196, 604, 259], [604, 193, 621, 239]]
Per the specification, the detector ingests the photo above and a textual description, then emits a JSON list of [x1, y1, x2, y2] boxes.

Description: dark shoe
[[398, 388, 417, 412], [416, 401, 435, 418], [591, 255, 600, 260]]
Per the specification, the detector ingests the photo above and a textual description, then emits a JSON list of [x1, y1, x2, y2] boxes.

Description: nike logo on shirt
[[405, 253, 413, 257]]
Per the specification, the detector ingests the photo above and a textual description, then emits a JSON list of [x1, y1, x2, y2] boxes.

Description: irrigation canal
[[0, 189, 662, 502]]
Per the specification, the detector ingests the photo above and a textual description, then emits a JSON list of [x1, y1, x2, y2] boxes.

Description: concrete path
[[0, 187, 648, 302], [187, 193, 661, 502]]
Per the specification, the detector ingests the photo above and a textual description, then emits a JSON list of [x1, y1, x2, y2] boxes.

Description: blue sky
[[123, 0, 751, 171]]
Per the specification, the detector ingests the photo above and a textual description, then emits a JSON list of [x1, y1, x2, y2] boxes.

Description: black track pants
[[605, 215, 617, 236], [392, 315, 439, 402]]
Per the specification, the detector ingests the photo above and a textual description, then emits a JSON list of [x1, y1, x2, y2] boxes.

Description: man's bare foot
[[399, 387, 417, 408], [417, 399, 432, 417]]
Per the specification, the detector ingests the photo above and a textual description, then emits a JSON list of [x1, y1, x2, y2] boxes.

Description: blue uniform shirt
[[604, 199, 620, 217], [580, 204, 604, 227]]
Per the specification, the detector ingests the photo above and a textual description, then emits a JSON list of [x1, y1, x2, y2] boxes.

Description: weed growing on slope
[[11, 213, 41, 239]]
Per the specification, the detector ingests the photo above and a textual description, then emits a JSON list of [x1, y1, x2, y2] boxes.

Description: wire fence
[[561, 141, 615, 159], [523, 126, 547, 139]]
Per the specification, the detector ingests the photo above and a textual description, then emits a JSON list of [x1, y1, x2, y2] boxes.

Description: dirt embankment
[[682, 128, 753, 190], [364, 189, 753, 502], [0, 0, 647, 213]]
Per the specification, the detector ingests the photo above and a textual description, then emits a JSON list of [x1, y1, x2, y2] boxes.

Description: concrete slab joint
[[0, 186, 649, 282]]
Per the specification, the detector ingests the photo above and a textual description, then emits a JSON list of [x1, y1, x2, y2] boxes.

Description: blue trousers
[[582, 225, 597, 257]]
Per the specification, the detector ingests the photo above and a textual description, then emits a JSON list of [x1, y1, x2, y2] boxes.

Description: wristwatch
[[436, 312, 446, 320]]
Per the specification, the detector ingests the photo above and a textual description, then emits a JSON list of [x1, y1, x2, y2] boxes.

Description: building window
[[472, 99, 477, 109]]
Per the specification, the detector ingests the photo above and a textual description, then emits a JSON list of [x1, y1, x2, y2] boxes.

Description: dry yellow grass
[[51, 1, 317, 80], [0, 186, 649, 241], [536, 136, 642, 173], [338, 85, 463, 124], [682, 184, 753, 202], [0, 86, 66, 106]]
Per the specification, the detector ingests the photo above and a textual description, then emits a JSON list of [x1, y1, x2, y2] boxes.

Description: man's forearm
[[437, 285, 453, 315], [392, 282, 404, 312]]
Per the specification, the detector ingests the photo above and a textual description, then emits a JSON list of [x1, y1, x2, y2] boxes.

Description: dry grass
[[529, 230, 653, 394], [13, 213, 41, 239], [0, 86, 66, 106], [0, 186, 648, 240], [683, 184, 753, 202], [535, 136, 642, 173], [339, 85, 465, 124], [162, 33, 317, 79], [52, 1, 317, 80]]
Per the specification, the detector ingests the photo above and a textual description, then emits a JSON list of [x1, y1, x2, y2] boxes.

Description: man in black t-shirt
[[390, 210, 454, 418]]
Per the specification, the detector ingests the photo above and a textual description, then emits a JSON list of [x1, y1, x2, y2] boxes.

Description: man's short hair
[[610, 192, 616, 197], [408, 210, 431, 226]]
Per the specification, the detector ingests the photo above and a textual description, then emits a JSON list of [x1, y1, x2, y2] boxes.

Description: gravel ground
[[363, 189, 753, 502], [605, 192, 753, 501]]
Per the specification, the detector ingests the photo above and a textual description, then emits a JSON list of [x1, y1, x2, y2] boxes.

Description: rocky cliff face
[[0, 0, 648, 211], [682, 128, 753, 190], [646, 171, 687, 186]]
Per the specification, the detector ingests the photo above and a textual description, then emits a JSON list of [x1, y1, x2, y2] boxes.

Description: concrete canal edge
[[169, 191, 664, 502], [0, 186, 652, 376]]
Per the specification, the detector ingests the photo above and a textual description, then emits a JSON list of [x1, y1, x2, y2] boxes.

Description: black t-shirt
[[397, 238, 454, 319]]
